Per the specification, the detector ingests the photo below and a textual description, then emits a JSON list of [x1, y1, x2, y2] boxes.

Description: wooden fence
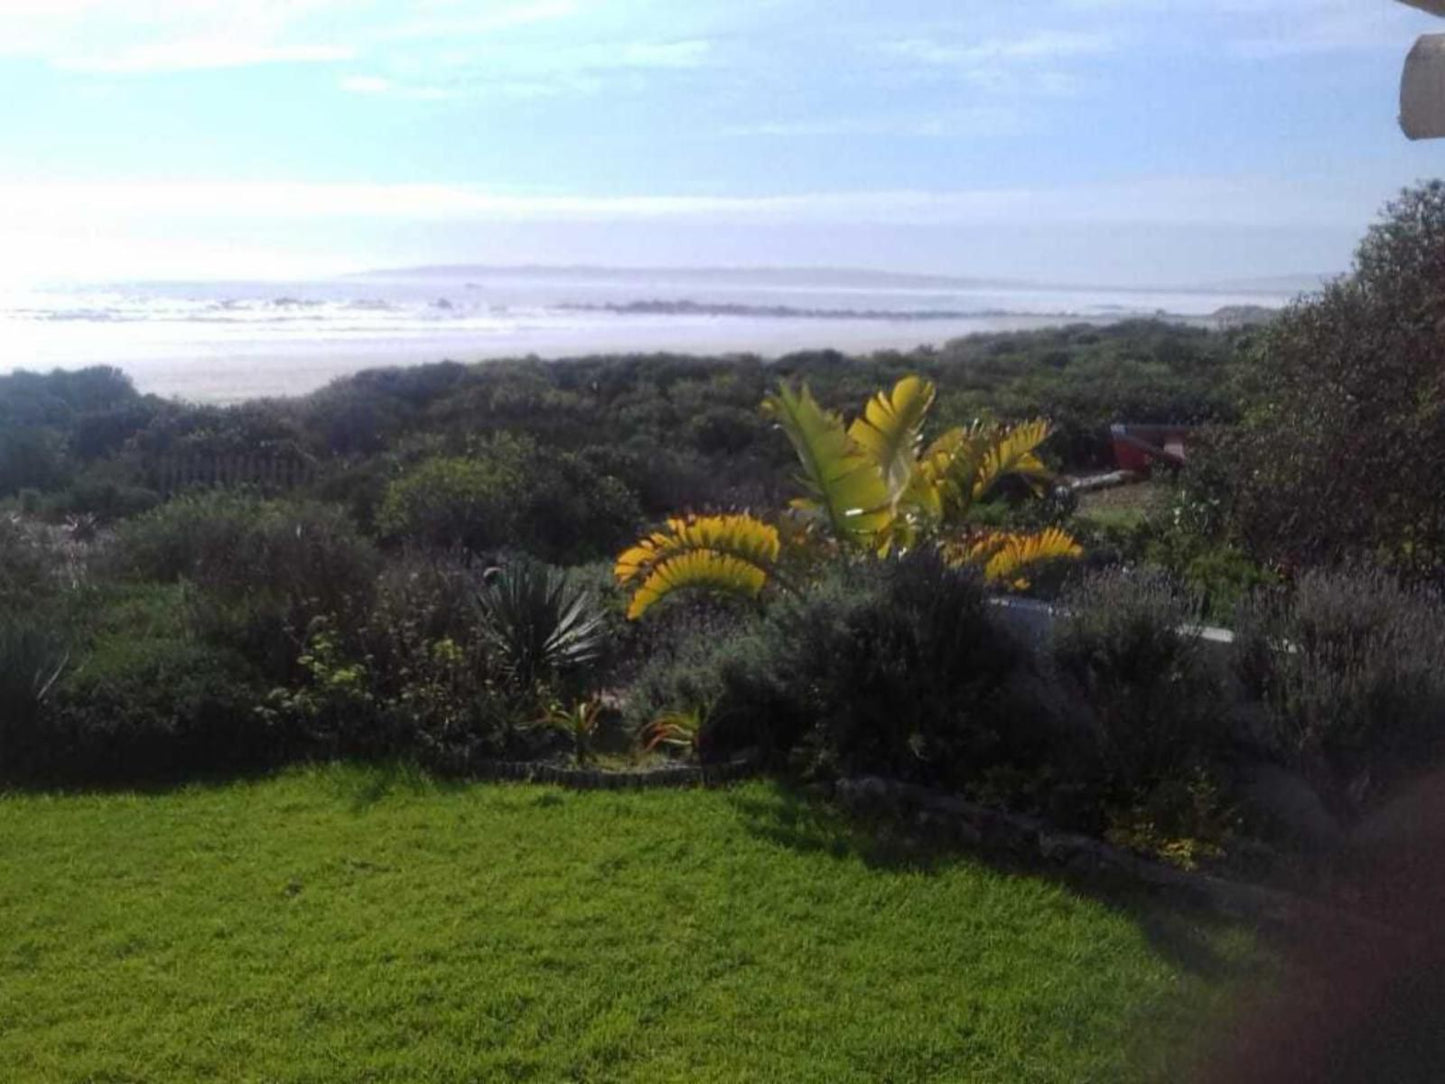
[[147, 454, 316, 496]]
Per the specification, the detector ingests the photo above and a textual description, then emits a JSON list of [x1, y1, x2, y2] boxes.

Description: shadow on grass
[[0, 759, 286, 799], [325, 759, 474, 813], [0, 755, 473, 808], [725, 780, 1259, 984]]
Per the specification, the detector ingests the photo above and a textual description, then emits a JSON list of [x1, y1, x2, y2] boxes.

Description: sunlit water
[[0, 269, 1295, 403]]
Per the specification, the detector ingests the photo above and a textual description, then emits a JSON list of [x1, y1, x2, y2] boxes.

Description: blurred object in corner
[[1402, 34, 1445, 139], [1200, 769, 1445, 1083]]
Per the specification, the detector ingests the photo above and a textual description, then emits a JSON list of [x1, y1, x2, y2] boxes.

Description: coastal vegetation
[[5, 182, 1445, 1076], [4, 174, 1445, 844]]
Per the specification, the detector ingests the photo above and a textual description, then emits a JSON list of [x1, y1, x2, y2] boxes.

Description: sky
[[0, 0, 1442, 287]]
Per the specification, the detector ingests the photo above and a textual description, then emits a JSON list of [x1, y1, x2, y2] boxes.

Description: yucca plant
[[474, 562, 608, 689], [616, 375, 1081, 618]]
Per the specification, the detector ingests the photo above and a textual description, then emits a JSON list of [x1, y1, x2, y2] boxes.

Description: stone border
[[435, 755, 759, 790], [835, 776, 1403, 938]]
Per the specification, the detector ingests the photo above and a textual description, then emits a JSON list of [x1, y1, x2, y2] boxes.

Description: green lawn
[[1076, 480, 1166, 533], [0, 766, 1255, 1082]]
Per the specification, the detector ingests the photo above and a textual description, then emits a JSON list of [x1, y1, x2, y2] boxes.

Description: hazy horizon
[[0, 2, 1438, 290], [48, 260, 1336, 296]]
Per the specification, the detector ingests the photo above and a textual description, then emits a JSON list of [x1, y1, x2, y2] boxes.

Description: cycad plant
[[616, 375, 1080, 619]]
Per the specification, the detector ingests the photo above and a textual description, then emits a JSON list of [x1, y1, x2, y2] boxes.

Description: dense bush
[[44, 473, 161, 522], [109, 492, 380, 679], [0, 516, 65, 608], [44, 633, 268, 781], [377, 435, 641, 563], [378, 451, 522, 553], [260, 555, 609, 765], [1235, 568, 1445, 817], [0, 612, 68, 777], [620, 600, 766, 741], [1054, 570, 1222, 784], [1224, 183, 1445, 575], [631, 555, 1063, 791], [0, 366, 155, 499], [1001, 568, 1241, 862], [0, 319, 1237, 538]]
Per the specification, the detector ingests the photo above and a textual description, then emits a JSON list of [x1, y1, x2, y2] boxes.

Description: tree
[[1225, 182, 1445, 574]]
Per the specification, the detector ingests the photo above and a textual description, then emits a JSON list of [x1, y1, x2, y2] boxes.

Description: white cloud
[[613, 40, 710, 69], [723, 107, 1019, 139], [1058, 0, 1429, 57], [0, 1, 343, 60], [56, 42, 354, 74], [0, 0, 582, 73], [339, 75, 461, 100], [376, 1, 582, 41], [1229, 10, 1418, 58], [0, 177, 1383, 229], [884, 31, 1115, 66], [878, 30, 1113, 98]]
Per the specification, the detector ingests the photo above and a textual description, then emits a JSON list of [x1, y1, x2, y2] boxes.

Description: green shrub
[[49, 475, 160, 522], [111, 492, 377, 605], [45, 633, 269, 781], [377, 434, 641, 564], [633, 554, 1059, 790], [377, 453, 521, 554], [0, 611, 68, 777], [620, 603, 755, 739], [272, 604, 539, 766], [256, 554, 557, 764], [1133, 468, 1278, 621], [1234, 568, 1445, 816], [0, 516, 62, 609], [109, 492, 380, 679], [1049, 569, 1237, 853], [0, 426, 68, 497], [1052, 569, 1226, 793], [1223, 183, 1445, 575]]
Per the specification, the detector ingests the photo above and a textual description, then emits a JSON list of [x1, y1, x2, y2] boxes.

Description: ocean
[[0, 267, 1297, 403]]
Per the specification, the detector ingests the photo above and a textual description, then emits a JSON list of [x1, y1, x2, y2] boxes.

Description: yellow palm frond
[[763, 382, 892, 548], [918, 425, 987, 520], [624, 549, 770, 620], [615, 513, 781, 619], [615, 514, 781, 586], [945, 527, 1082, 590], [972, 419, 1054, 501], [846, 375, 936, 501]]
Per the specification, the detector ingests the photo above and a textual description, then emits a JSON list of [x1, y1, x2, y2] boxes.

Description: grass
[[1076, 480, 1166, 533], [0, 765, 1259, 1082]]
